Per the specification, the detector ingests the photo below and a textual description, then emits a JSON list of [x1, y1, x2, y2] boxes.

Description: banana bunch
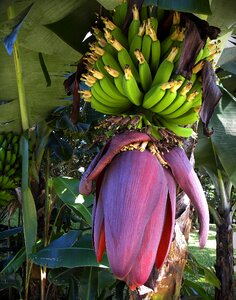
[[0, 132, 20, 206], [79, 2, 220, 138]]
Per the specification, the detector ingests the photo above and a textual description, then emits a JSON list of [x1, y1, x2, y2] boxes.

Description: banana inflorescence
[[79, 2, 220, 139], [0, 132, 20, 206]]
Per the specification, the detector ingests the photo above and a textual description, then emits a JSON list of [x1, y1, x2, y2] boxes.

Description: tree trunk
[[130, 194, 193, 300], [215, 210, 234, 300]]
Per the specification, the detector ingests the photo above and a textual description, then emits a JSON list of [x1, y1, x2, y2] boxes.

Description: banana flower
[[79, 131, 209, 290]]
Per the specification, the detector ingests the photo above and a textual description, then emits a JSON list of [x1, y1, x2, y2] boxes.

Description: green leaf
[[0, 248, 26, 274], [30, 248, 109, 269], [0, 227, 23, 239], [195, 88, 236, 187], [46, 0, 101, 53], [22, 188, 37, 256], [218, 47, 236, 75], [98, 0, 212, 14], [207, 0, 236, 32], [210, 88, 236, 186], [0, 272, 22, 291], [46, 230, 80, 249], [53, 177, 92, 226], [157, 0, 211, 15], [183, 279, 214, 300]]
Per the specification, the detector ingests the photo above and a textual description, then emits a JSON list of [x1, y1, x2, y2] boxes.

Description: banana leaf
[[195, 87, 236, 187]]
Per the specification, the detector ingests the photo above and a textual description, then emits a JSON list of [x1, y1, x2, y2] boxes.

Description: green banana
[[164, 91, 199, 118], [102, 17, 129, 49], [152, 47, 179, 87], [128, 4, 140, 45], [0, 147, 5, 161], [0, 135, 4, 146], [90, 95, 129, 115], [0, 190, 15, 203], [160, 82, 193, 115], [142, 81, 175, 109], [160, 27, 180, 57], [166, 108, 200, 126], [151, 80, 183, 113], [106, 34, 140, 82], [134, 49, 152, 92], [0, 161, 3, 172], [6, 150, 12, 164], [122, 65, 143, 106], [149, 26, 161, 75], [141, 21, 152, 63], [91, 69, 130, 101], [11, 135, 19, 145], [140, 5, 148, 21], [104, 65, 127, 96], [159, 117, 195, 138], [129, 23, 145, 66], [92, 45, 122, 73], [112, 1, 128, 28]]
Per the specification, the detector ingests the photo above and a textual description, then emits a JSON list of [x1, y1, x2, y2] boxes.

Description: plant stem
[[7, 6, 29, 131]]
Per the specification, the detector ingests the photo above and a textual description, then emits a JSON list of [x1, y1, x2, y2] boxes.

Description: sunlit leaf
[[30, 248, 109, 269], [53, 177, 92, 225]]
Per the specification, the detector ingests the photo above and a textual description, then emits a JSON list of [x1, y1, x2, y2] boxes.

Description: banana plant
[[195, 87, 236, 300]]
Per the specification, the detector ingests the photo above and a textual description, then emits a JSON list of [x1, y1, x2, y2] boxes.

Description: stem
[[25, 260, 33, 300], [208, 203, 222, 227], [7, 6, 29, 131], [48, 204, 66, 244], [41, 149, 51, 300], [86, 267, 92, 300]]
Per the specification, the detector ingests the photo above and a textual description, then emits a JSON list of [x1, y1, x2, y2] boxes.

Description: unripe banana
[[106, 35, 140, 83], [88, 79, 131, 108], [129, 23, 145, 66], [149, 26, 161, 75], [151, 80, 183, 113], [134, 49, 152, 92], [102, 17, 129, 49], [0, 147, 5, 162], [91, 69, 129, 101], [128, 4, 140, 45], [166, 108, 200, 126], [90, 95, 130, 115], [141, 21, 152, 63], [160, 82, 193, 115], [160, 27, 180, 57], [159, 117, 195, 138], [152, 47, 179, 87], [104, 65, 127, 96], [0, 135, 4, 146], [91, 45, 122, 73], [142, 81, 175, 109], [112, 1, 128, 28], [122, 65, 143, 106], [164, 91, 199, 118]]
